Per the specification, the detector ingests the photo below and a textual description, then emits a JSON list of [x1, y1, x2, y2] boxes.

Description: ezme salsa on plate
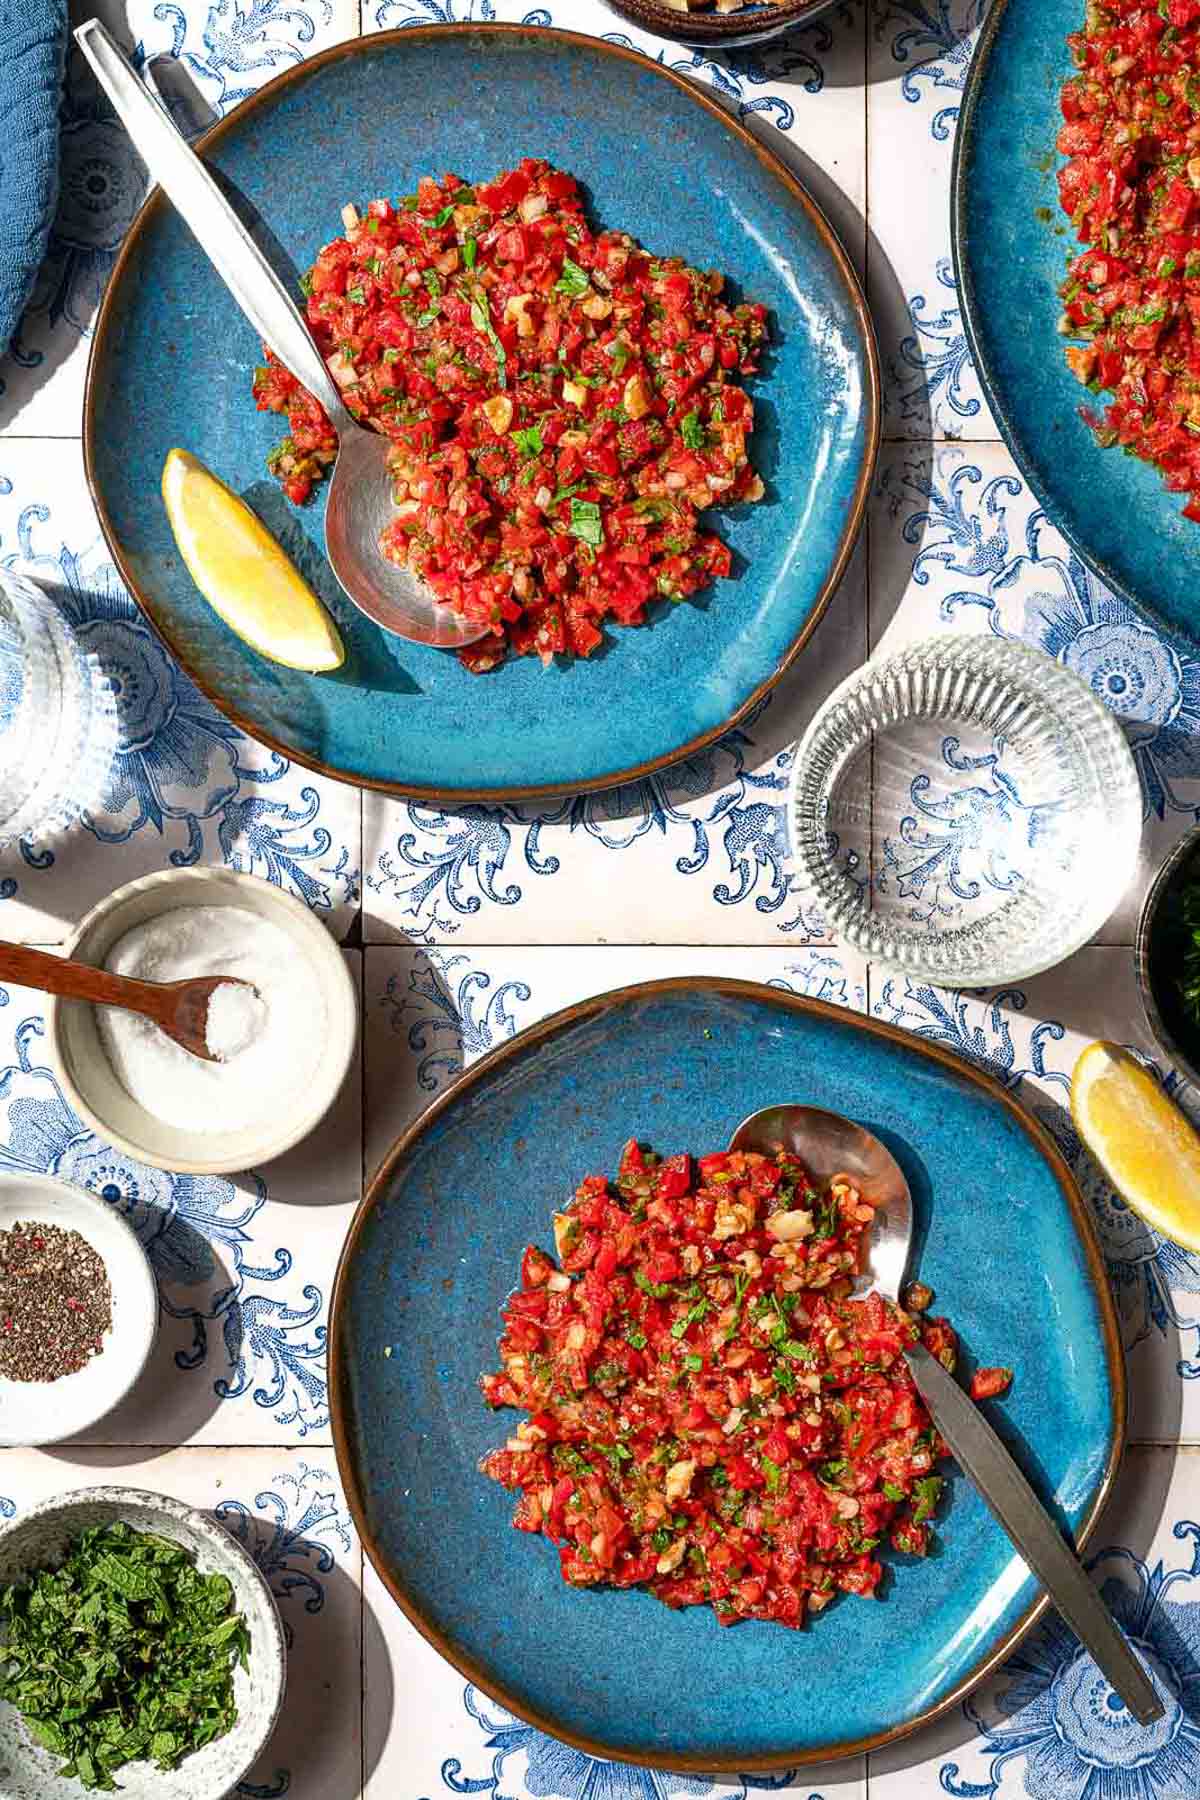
[[252, 159, 768, 672], [480, 1141, 1012, 1630], [1057, 0, 1200, 517]]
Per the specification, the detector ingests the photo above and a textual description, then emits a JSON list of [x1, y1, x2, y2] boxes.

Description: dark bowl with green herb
[[1136, 824, 1200, 1089], [0, 1488, 285, 1800]]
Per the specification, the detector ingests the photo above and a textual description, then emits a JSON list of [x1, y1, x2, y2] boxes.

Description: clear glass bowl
[[0, 568, 112, 847], [789, 635, 1142, 985]]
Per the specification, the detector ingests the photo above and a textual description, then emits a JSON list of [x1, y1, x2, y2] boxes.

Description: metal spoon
[[0, 942, 258, 1065], [729, 1102, 1165, 1727], [75, 18, 486, 653]]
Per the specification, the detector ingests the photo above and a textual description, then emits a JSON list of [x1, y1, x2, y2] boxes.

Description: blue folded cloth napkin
[[0, 0, 68, 359]]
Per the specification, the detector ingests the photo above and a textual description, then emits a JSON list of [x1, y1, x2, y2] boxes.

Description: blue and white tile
[[364, 942, 867, 1174], [362, 546, 866, 947], [0, 441, 362, 943], [867, 0, 996, 441], [867, 1443, 1196, 1799], [0, 1446, 363, 1800], [0, 0, 361, 441], [363, 1560, 867, 1800], [869, 443, 1200, 944], [0, 957, 362, 1446], [871, 948, 1199, 1443]]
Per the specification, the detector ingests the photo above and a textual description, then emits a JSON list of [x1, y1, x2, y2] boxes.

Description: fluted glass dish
[[0, 568, 111, 848], [789, 635, 1141, 985]]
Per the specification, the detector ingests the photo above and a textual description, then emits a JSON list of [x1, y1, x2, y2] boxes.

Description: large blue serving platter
[[954, 0, 1200, 647], [85, 26, 878, 802], [330, 979, 1122, 1770]]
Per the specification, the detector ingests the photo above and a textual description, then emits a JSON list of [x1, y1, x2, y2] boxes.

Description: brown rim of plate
[[328, 974, 1126, 1774], [598, 0, 838, 48], [82, 23, 880, 807]]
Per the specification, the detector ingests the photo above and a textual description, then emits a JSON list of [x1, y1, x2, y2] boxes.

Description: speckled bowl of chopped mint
[[0, 1488, 285, 1800]]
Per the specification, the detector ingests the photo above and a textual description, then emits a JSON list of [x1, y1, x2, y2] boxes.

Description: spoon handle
[[905, 1341, 1162, 1724], [74, 18, 354, 435], [0, 942, 174, 1020]]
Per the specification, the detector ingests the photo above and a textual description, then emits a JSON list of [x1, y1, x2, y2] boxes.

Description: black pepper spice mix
[[0, 1221, 114, 1383]]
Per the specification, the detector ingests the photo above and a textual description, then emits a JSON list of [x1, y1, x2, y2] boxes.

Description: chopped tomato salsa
[[480, 1142, 1010, 1630], [252, 159, 767, 672], [969, 1366, 1014, 1401], [1056, 1, 1200, 517]]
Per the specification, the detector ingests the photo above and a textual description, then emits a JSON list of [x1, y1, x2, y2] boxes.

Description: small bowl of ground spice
[[0, 1171, 157, 1447]]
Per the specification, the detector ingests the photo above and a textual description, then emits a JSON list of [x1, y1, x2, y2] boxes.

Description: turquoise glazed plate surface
[[329, 979, 1122, 1770], [954, 0, 1200, 647], [85, 26, 878, 802]]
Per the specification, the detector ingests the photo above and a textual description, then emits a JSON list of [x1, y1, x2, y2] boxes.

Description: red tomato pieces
[[479, 1141, 1014, 1630], [1056, 3, 1200, 517], [969, 1366, 1014, 1401], [251, 160, 767, 671]]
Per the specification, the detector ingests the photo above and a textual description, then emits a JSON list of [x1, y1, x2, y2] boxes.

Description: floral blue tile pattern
[[217, 1459, 354, 1643], [363, 707, 818, 943], [881, 454, 1200, 825], [380, 951, 534, 1089], [0, 451, 361, 940], [0, 999, 336, 1438], [869, 1, 997, 442], [874, 0, 986, 138], [889, 257, 980, 434], [3, 0, 1200, 1796], [435, 1686, 820, 1800], [872, 974, 1200, 1400], [921, 1504, 1200, 1800]]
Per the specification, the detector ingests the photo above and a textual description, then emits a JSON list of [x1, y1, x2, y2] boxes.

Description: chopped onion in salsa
[[1057, 0, 1200, 517], [252, 159, 768, 672], [480, 1141, 1012, 1630]]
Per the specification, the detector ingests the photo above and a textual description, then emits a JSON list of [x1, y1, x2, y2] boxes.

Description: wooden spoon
[[0, 942, 259, 1064]]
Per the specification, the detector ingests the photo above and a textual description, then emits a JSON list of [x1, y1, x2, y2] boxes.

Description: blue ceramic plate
[[85, 26, 878, 802], [954, 0, 1200, 647], [330, 979, 1122, 1770]]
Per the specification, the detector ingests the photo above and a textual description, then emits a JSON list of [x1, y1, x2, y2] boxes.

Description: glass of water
[[789, 634, 1142, 986], [0, 568, 111, 848]]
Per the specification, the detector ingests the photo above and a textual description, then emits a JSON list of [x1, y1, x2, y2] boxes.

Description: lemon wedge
[[1071, 1039, 1200, 1249], [161, 449, 344, 673]]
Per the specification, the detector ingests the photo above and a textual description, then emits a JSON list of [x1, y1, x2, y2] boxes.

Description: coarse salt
[[96, 905, 327, 1134], [205, 980, 267, 1061]]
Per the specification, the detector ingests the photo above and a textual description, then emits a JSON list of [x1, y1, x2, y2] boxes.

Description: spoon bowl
[[730, 1102, 911, 1303], [729, 1098, 1164, 1726], [76, 18, 487, 653], [148, 973, 262, 1062], [323, 421, 484, 648]]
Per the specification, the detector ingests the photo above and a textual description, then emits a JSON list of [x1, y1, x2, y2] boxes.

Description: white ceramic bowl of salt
[[48, 868, 357, 1175], [0, 1172, 158, 1447]]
